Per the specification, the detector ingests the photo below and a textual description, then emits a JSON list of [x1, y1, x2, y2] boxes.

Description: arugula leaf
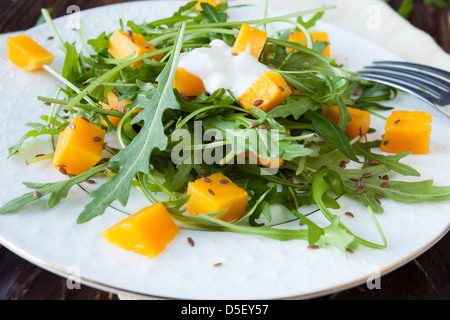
[[76, 23, 187, 223], [0, 163, 108, 214], [306, 110, 359, 162]]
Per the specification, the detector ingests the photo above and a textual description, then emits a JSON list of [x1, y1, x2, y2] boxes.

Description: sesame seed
[[253, 99, 263, 106], [69, 122, 76, 129]]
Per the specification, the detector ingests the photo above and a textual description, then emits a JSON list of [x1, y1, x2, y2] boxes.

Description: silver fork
[[356, 61, 450, 118]]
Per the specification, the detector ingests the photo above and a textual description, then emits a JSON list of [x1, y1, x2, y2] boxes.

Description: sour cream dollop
[[177, 39, 268, 98]]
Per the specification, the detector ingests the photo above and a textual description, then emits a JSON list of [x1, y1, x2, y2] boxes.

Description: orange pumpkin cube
[[380, 110, 432, 154], [231, 23, 268, 59], [245, 151, 284, 168], [185, 172, 248, 222], [288, 31, 330, 57], [195, 0, 225, 10], [173, 68, 206, 97], [99, 92, 133, 127], [101, 202, 179, 258], [237, 71, 292, 113], [7, 34, 54, 72], [53, 117, 105, 175], [322, 105, 371, 139], [108, 30, 162, 68]]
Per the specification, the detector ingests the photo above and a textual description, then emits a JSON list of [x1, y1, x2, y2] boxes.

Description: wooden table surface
[[0, 0, 449, 300]]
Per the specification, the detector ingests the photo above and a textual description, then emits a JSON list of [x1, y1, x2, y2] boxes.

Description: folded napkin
[[246, 0, 450, 70]]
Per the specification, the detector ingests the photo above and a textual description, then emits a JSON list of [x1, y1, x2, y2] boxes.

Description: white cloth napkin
[[244, 0, 450, 71]]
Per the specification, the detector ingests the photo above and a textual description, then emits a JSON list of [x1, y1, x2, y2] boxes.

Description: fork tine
[[356, 74, 437, 107], [364, 65, 450, 91], [374, 60, 450, 79], [358, 69, 443, 97]]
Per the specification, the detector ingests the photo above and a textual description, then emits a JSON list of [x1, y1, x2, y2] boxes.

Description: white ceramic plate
[[0, 1, 449, 300]]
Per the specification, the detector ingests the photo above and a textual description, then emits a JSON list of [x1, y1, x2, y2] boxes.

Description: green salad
[[2, 1, 450, 255]]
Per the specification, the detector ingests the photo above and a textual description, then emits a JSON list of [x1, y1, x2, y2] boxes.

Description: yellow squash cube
[[108, 30, 162, 68], [53, 117, 105, 175], [231, 23, 268, 59], [380, 110, 432, 154], [101, 202, 180, 258], [7, 34, 54, 72], [237, 71, 292, 113], [173, 68, 206, 97], [185, 172, 249, 222], [288, 31, 330, 57]]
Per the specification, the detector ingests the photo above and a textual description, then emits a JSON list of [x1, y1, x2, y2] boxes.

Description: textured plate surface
[[0, 1, 449, 300]]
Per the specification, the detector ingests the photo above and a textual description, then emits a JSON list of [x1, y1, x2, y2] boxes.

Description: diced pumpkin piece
[[185, 172, 248, 222], [173, 68, 206, 97], [7, 34, 54, 72], [245, 151, 284, 168], [195, 0, 225, 10], [99, 92, 133, 127], [53, 117, 105, 175], [288, 31, 330, 57], [101, 202, 179, 258], [231, 23, 268, 59], [237, 71, 292, 112], [380, 110, 432, 154], [322, 104, 371, 139], [108, 30, 162, 68]]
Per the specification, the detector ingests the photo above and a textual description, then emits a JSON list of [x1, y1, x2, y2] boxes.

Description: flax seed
[[376, 190, 385, 196], [56, 164, 66, 168], [225, 164, 234, 171], [208, 189, 215, 196], [355, 186, 364, 194], [93, 136, 102, 142], [213, 262, 222, 267], [35, 153, 45, 157], [69, 122, 76, 129], [218, 179, 229, 184], [394, 119, 400, 124], [278, 86, 285, 92], [259, 125, 269, 129], [202, 177, 212, 183], [106, 166, 114, 172], [59, 167, 67, 175], [307, 244, 319, 249], [187, 237, 195, 247], [362, 172, 372, 177], [86, 179, 96, 184], [33, 191, 41, 198], [382, 140, 389, 146], [344, 211, 354, 218], [250, 122, 258, 128], [253, 99, 263, 106], [369, 160, 379, 165], [381, 182, 389, 188], [358, 178, 364, 188], [198, 168, 207, 175], [43, 101, 51, 106], [287, 195, 293, 202]]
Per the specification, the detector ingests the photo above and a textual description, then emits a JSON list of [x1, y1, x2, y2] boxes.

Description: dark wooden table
[[0, 0, 449, 300]]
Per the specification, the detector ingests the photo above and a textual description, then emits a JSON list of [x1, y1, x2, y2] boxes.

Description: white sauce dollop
[[177, 39, 269, 98]]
